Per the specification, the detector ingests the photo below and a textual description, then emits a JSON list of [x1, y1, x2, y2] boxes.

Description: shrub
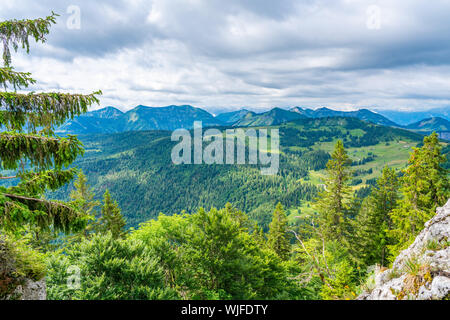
[[46, 233, 178, 300], [0, 235, 46, 299]]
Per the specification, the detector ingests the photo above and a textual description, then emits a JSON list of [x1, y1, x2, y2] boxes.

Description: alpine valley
[[49, 106, 450, 229]]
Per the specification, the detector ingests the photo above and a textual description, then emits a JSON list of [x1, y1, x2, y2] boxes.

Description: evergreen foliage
[[0, 13, 101, 234], [46, 233, 177, 300], [67, 172, 99, 240], [267, 202, 291, 260], [313, 140, 353, 241], [389, 132, 449, 256], [350, 166, 399, 267], [130, 205, 304, 299], [98, 189, 126, 239]]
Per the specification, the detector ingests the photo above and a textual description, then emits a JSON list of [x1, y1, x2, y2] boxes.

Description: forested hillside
[[49, 117, 431, 229], [41, 131, 449, 300]]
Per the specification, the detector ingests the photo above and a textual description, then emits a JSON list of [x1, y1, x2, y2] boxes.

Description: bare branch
[[0, 176, 16, 180]]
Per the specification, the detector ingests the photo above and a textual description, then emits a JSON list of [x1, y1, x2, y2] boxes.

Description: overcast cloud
[[1, 0, 450, 113]]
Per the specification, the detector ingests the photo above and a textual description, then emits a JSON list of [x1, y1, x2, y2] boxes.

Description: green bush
[[0, 235, 46, 299], [46, 233, 178, 300], [132, 205, 305, 300]]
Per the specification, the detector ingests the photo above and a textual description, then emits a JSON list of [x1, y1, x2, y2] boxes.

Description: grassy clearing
[[310, 139, 417, 186], [288, 139, 418, 219]]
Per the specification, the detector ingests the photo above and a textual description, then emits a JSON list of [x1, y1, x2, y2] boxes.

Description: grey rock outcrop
[[11, 278, 46, 300], [359, 199, 450, 300]]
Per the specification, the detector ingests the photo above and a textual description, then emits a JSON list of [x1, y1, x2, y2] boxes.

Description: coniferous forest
[[1, 9, 450, 303]]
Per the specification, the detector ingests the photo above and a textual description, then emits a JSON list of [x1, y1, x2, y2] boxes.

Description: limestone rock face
[[12, 279, 46, 300], [359, 199, 450, 300]]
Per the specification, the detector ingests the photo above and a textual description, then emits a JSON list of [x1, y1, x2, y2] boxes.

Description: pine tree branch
[[2, 192, 72, 210], [0, 131, 84, 170], [0, 90, 102, 130], [289, 228, 334, 289], [1, 192, 85, 233], [0, 67, 36, 89], [14, 168, 77, 193], [0, 12, 58, 66]]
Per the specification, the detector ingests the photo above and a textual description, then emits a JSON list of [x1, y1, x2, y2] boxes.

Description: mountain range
[[291, 107, 399, 127], [376, 107, 450, 126], [232, 108, 306, 126], [215, 109, 252, 124], [56, 104, 450, 139], [405, 117, 450, 140], [56, 105, 222, 134], [406, 117, 450, 132]]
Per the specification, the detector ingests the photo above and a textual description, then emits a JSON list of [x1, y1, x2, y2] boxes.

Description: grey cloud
[[1, 0, 156, 60], [2, 0, 450, 112]]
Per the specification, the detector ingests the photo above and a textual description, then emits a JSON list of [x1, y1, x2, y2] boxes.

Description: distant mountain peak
[[268, 107, 287, 114], [406, 116, 450, 132], [316, 106, 333, 111], [57, 104, 223, 134], [232, 107, 305, 127], [86, 106, 124, 119], [215, 109, 252, 124], [377, 107, 450, 126]]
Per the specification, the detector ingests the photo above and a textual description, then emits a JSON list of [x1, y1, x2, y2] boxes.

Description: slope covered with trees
[[47, 117, 430, 229], [43, 133, 449, 300]]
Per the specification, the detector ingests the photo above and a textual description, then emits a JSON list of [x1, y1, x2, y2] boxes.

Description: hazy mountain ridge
[[406, 117, 450, 132], [215, 109, 251, 124], [404, 117, 450, 141], [56, 105, 224, 134], [377, 107, 450, 126], [291, 107, 399, 127], [84, 106, 124, 119], [232, 107, 306, 126], [56, 104, 450, 137]]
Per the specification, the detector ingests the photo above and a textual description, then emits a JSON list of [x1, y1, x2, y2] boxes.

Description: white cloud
[[2, 0, 450, 112]]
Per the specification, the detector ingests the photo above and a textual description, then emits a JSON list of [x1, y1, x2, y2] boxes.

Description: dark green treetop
[[98, 189, 126, 239], [313, 140, 352, 241], [389, 132, 449, 255], [267, 202, 291, 260]]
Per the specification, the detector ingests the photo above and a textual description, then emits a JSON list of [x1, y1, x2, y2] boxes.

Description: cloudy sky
[[2, 0, 450, 113]]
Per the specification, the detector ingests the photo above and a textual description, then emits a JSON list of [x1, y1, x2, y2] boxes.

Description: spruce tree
[[389, 132, 449, 256], [70, 172, 98, 217], [0, 13, 101, 234], [267, 202, 290, 260], [313, 140, 352, 241], [69, 171, 100, 239], [350, 166, 399, 267], [99, 189, 126, 239]]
